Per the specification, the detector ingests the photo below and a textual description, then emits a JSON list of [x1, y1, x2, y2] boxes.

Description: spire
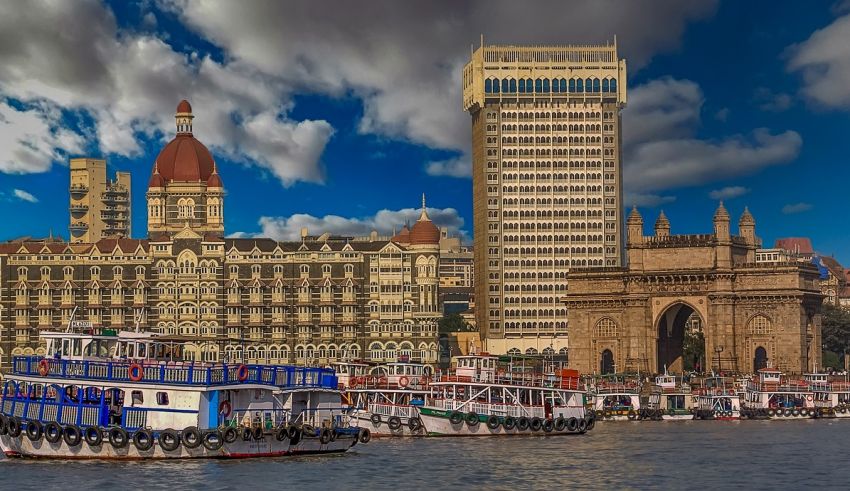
[[713, 201, 730, 221], [418, 193, 430, 221], [739, 206, 755, 226], [627, 205, 643, 223], [175, 99, 194, 136], [654, 210, 670, 237]]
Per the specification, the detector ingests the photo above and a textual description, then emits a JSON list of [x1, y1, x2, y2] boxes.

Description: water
[[2, 420, 849, 490]]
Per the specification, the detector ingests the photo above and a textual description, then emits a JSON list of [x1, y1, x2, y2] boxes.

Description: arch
[[655, 302, 705, 374], [594, 317, 619, 338], [600, 349, 614, 375], [754, 346, 768, 372], [747, 314, 773, 335]]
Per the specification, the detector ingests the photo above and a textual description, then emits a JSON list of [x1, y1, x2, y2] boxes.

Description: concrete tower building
[[69, 158, 131, 243], [463, 40, 627, 355]]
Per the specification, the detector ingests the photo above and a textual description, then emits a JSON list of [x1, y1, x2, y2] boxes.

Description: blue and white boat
[[0, 328, 369, 459]]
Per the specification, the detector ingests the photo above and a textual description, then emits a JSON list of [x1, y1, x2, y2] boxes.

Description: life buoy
[[378, 375, 388, 386], [38, 359, 50, 376], [398, 376, 409, 388], [219, 400, 232, 417], [236, 364, 249, 382], [349, 378, 358, 389], [128, 363, 143, 382], [806, 395, 814, 402]]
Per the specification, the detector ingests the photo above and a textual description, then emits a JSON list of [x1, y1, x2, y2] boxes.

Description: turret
[[738, 206, 756, 245], [713, 201, 730, 242], [654, 210, 670, 238], [627, 206, 644, 245]]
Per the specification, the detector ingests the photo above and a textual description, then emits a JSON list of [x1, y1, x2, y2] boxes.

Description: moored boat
[[693, 375, 742, 420], [645, 373, 695, 421], [590, 374, 642, 421], [416, 354, 593, 436], [0, 329, 367, 459], [742, 368, 814, 420]]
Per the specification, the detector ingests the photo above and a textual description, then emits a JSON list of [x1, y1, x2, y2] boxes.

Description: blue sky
[[0, 1, 848, 263]]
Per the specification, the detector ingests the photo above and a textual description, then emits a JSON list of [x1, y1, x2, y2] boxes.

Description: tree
[[682, 329, 705, 373], [438, 313, 472, 334], [822, 304, 850, 367]]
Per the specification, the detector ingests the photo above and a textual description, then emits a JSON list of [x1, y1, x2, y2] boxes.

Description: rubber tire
[[158, 429, 181, 452], [503, 416, 516, 430], [45, 421, 63, 443], [319, 428, 332, 444], [0, 414, 7, 435], [578, 418, 588, 433], [388, 416, 402, 430], [449, 412, 464, 425], [567, 417, 579, 432], [627, 411, 637, 421], [84, 426, 103, 446], [182, 426, 202, 449], [542, 419, 554, 433], [222, 427, 238, 443], [63, 425, 82, 447], [108, 427, 128, 448], [466, 412, 479, 427], [586, 418, 596, 431], [7, 417, 22, 438], [289, 427, 302, 446], [26, 420, 43, 441], [530, 418, 543, 431], [276, 426, 289, 442], [486, 415, 500, 430], [408, 417, 422, 431], [517, 417, 530, 431], [242, 427, 253, 441], [554, 417, 566, 432], [133, 429, 154, 451], [203, 430, 224, 451], [252, 426, 263, 441], [370, 413, 382, 425], [359, 428, 371, 444]]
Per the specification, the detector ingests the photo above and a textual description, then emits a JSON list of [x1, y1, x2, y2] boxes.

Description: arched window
[[507, 348, 521, 356], [501, 78, 509, 93], [593, 78, 601, 92], [585, 78, 593, 92], [525, 347, 538, 356], [518, 79, 526, 93], [576, 78, 583, 92], [535, 79, 543, 93], [484, 78, 492, 93], [748, 315, 773, 335], [542, 79, 550, 92], [594, 318, 619, 338], [610, 79, 617, 93], [602, 79, 609, 92], [559, 79, 567, 93], [492, 78, 500, 93], [569, 79, 576, 93], [509, 78, 516, 92]]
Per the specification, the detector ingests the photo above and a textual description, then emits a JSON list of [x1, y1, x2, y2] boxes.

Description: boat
[[643, 372, 695, 421], [590, 374, 642, 421], [0, 328, 367, 459], [741, 368, 814, 420], [340, 361, 432, 437], [806, 373, 850, 418], [415, 354, 593, 436], [693, 375, 742, 420]]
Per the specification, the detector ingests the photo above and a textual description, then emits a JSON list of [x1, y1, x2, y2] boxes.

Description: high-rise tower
[[463, 40, 627, 355], [69, 158, 132, 243]]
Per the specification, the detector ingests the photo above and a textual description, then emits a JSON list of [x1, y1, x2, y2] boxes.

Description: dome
[[153, 136, 216, 184], [148, 171, 165, 188], [409, 195, 440, 245], [713, 201, 730, 220], [392, 225, 410, 243], [206, 171, 223, 188], [176, 99, 192, 113], [739, 206, 755, 226]]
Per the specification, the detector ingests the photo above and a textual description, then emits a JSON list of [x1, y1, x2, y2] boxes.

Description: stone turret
[[627, 206, 644, 246], [654, 210, 670, 237], [738, 206, 756, 245], [713, 201, 730, 242]]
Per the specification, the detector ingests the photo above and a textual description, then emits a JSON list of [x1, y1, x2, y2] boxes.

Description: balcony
[[69, 184, 88, 197], [70, 204, 88, 216], [70, 222, 89, 232]]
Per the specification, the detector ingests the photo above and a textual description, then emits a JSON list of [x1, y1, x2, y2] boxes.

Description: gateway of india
[[564, 205, 823, 375]]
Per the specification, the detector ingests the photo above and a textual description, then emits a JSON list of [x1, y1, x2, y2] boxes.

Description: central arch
[[656, 302, 705, 374]]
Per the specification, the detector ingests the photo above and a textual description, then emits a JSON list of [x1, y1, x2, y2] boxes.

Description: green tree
[[438, 313, 471, 333], [822, 304, 850, 367], [682, 330, 705, 372]]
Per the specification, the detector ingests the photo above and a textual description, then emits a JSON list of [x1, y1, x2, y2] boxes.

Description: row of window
[[485, 77, 618, 94]]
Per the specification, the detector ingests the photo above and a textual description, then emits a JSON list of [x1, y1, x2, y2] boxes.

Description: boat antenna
[[133, 309, 143, 333], [66, 305, 79, 333]]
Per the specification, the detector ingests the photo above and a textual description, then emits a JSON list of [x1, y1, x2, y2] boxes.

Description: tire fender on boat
[[388, 416, 402, 430], [63, 425, 82, 447], [370, 413, 382, 425], [408, 417, 422, 431], [84, 425, 102, 446], [203, 430, 224, 451], [26, 420, 43, 441], [158, 428, 181, 452], [133, 429, 154, 451], [108, 426, 128, 448], [319, 428, 332, 445], [359, 428, 372, 444], [182, 426, 202, 449]]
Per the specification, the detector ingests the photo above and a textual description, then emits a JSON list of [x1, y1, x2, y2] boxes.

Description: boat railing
[[436, 371, 582, 390], [746, 378, 812, 393], [11, 356, 338, 390], [368, 402, 417, 419], [345, 374, 431, 391], [593, 383, 640, 394]]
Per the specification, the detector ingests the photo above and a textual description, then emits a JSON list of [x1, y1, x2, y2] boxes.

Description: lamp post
[[715, 345, 724, 374]]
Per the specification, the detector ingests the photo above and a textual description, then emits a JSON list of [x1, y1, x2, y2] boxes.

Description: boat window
[[156, 392, 169, 406], [62, 339, 71, 356], [128, 344, 135, 358], [131, 390, 143, 406], [138, 343, 147, 358], [72, 339, 82, 357]]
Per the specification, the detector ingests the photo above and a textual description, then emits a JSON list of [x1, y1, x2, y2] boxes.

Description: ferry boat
[[742, 368, 814, 420], [339, 361, 432, 437], [805, 373, 850, 418], [590, 374, 642, 421], [693, 375, 742, 420], [416, 355, 593, 436], [644, 373, 695, 421], [0, 328, 367, 459]]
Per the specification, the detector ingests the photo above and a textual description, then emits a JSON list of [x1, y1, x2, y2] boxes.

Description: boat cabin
[[371, 362, 433, 388], [42, 330, 186, 363], [454, 355, 499, 383]]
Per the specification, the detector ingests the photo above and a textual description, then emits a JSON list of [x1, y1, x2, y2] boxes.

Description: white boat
[[416, 355, 593, 436], [340, 361, 432, 437], [806, 373, 850, 418], [694, 375, 742, 420], [645, 373, 695, 421], [0, 329, 367, 459], [590, 375, 642, 421], [742, 368, 815, 420]]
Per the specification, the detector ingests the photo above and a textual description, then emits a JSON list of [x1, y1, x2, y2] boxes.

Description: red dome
[[176, 99, 192, 113], [206, 172, 223, 188], [392, 225, 410, 244], [152, 135, 216, 184], [410, 216, 440, 245], [148, 172, 165, 188]]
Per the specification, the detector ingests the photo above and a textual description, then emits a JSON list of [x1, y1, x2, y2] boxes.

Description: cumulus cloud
[[233, 206, 466, 241], [623, 77, 802, 194], [425, 156, 471, 178], [708, 186, 750, 200], [12, 189, 38, 203], [0, 1, 333, 183], [0, 102, 85, 173], [782, 202, 813, 214], [787, 13, 850, 109]]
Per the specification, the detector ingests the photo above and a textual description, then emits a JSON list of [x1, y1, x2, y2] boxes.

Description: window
[[131, 390, 143, 406], [156, 392, 169, 405], [610, 79, 617, 93], [300, 265, 309, 275], [576, 78, 583, 92], [748, 315, 773, 335], [594, 318, 619, 338], [518, 79, 526, 93], [602, 79, 610, 92], [535, 79, 543, 93], [485, 78, 492, 93]]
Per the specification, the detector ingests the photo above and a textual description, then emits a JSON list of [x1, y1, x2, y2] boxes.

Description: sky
[[0, 1, 848, 263]]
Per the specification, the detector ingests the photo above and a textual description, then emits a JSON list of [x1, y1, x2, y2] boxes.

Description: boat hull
[[0, 432, 355, 459], [348, 411, 426, 437], [416, 408, 591, 437]]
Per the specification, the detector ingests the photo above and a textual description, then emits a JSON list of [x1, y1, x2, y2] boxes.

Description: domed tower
[[654, 210, 670, 238], [626, 206, 644, 246], [146, 100, 224, 236], [409, 194, 440, 316], [738, 206, 756, 245], [713, 201, 730, 242]]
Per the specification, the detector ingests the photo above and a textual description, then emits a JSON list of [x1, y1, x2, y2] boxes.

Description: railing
[[12, 356, 338, 390], [367, 403, 417, 419], [435, 371, 582, 391]]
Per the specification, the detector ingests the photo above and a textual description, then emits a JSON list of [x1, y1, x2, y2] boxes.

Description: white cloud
[[236, 206, 466, 241], [708, 186, 750, 200], [425, 156, 471, 178], [623, 78, 802, 194], [0, 1, 333, 183], [12, 189, 38, 203], [787, 13, 850, 109], [0, 102, 84, 173], [623, 193, 677, 208], [782, 202, 813, 214]]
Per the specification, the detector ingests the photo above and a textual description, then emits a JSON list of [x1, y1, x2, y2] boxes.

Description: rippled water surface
[[3, 420, 850, 490]]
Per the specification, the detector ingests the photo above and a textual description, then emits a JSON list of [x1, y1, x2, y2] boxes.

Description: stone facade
[[563, 204, 823, 375]]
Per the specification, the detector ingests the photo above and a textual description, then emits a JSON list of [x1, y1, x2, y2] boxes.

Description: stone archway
[[754, 346, 768, 372], [600, 349, 614, 374], [656, 302, 704, 374]]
